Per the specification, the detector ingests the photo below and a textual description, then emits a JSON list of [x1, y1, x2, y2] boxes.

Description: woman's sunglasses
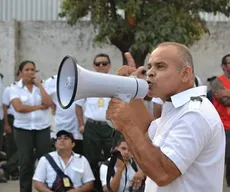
[[94, 61, 109, 66]]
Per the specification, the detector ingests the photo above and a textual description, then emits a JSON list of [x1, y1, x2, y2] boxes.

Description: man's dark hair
[[221, 54, 230, 65], [93, 53, 111, 64]]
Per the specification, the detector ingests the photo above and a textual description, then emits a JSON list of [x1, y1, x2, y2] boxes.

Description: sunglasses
[[94, 61, 109, 66]]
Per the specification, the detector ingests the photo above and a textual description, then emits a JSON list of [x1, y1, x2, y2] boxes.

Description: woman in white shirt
[[9, 60, 52, 192]]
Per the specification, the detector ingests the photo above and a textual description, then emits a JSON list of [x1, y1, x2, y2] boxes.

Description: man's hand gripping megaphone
[[106, 52, 147, 131]]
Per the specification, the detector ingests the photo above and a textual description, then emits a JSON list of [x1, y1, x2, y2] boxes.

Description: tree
[[59, 0, 230, 66]]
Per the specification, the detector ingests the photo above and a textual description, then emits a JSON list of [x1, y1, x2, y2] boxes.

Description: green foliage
[[59, 0, 230, 64]]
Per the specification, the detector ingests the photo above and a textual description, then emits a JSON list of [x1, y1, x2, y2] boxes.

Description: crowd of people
[[0, 42, 229, 192]]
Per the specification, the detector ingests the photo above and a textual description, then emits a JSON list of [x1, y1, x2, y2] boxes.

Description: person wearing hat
[[43, 75, 83, 155], [211, 54, 230, 186], [33, 130, 95, 192]]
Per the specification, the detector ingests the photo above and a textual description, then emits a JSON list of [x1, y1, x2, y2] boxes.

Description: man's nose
[[147, 69, 156, 77]]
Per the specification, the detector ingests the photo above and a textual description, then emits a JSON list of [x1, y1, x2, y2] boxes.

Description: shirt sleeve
[[43, 78, 56, 96], [33, 156, 47, 182], [2, 87, 10, 105], [160, 111, 212, 175], [9, 86, 20, 101], [82, 156, 95, 184], [148, 119, 159, 141], [75, 99, 86, 107], [100, 164, 108, 187]]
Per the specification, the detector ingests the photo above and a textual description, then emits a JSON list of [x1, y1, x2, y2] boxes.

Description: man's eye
[[147, 65, 151, 70], [157, 64, 164, 69]]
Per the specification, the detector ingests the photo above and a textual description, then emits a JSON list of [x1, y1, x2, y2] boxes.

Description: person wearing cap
[[43, 75, 83, 155], [76, 53, 114, 191], [33, 130, 95, 192], [211, 54, 230, 186]]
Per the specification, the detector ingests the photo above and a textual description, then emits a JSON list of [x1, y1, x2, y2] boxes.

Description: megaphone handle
[[115, 94, 132, 104], [106, 94, 132, 129]]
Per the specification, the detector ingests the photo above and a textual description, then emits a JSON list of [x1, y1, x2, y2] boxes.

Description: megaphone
[[56, 55, 148, 127]]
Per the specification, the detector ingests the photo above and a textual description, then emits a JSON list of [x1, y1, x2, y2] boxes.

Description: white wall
[[1, 21, 230, 86]]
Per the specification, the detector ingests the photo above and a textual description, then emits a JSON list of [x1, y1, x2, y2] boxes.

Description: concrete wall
[[190, 22, 230, 82], [18, 21, 122, 80], [0, 21, 11, 85], [0, 20, 230, 86]]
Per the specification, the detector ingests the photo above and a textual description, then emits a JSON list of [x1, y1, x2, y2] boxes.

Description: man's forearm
[[219, 97, 230, 106], [3, 105, 9, 125], [76, 106, 84, 126], [129, 99, 154, 133], [121, 121, 179, 186], [74, 181, 94, 192], [34, 181, 53, 192]]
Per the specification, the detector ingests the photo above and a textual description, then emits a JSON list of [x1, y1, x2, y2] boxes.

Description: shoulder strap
[[107, 150, 127, 192], [102, 159, 111, 166], [130, 158, 138, 172], [102, 159, 115, 177], [45, 154, 63, 175]]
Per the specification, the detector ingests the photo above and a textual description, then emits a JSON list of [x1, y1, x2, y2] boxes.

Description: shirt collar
[[16, 79, 39, 88], [169, 86, 207, 108], [16, 79, 24, 88]]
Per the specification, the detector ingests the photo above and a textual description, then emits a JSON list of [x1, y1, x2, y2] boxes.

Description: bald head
[[157, 42, 194, 72]]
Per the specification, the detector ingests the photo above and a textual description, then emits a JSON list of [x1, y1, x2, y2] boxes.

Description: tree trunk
[[110, 36, 149, 67]]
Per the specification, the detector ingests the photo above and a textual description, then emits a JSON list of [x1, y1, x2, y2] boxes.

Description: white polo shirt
[[2, 84, 16, 116], [44, 76, 83, 140], [33, 151, 95, 188], [9, 79, 51, 130], [100, 159, 136, 192], [146, 86, 225, 192], [76, 97, 111, 122]]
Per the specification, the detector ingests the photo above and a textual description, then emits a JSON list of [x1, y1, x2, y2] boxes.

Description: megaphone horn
[[56, 55, 149, 110]]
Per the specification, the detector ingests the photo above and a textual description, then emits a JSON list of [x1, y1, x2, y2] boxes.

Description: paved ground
[[1, 180, 230, 192]]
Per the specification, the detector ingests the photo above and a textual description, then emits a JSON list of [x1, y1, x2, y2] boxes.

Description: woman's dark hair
[[15, 70, 20, 76], [18, 60, 36, 72], [93, 53, 111, 64], [115, 134, 125, 147]]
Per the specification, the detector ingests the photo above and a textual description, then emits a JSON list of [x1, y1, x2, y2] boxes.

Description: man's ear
[[72, 142, 75, 148], [181, 66, 192, 83]]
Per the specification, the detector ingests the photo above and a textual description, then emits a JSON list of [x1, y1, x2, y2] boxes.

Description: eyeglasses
[[94, 61, 109, 66]]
